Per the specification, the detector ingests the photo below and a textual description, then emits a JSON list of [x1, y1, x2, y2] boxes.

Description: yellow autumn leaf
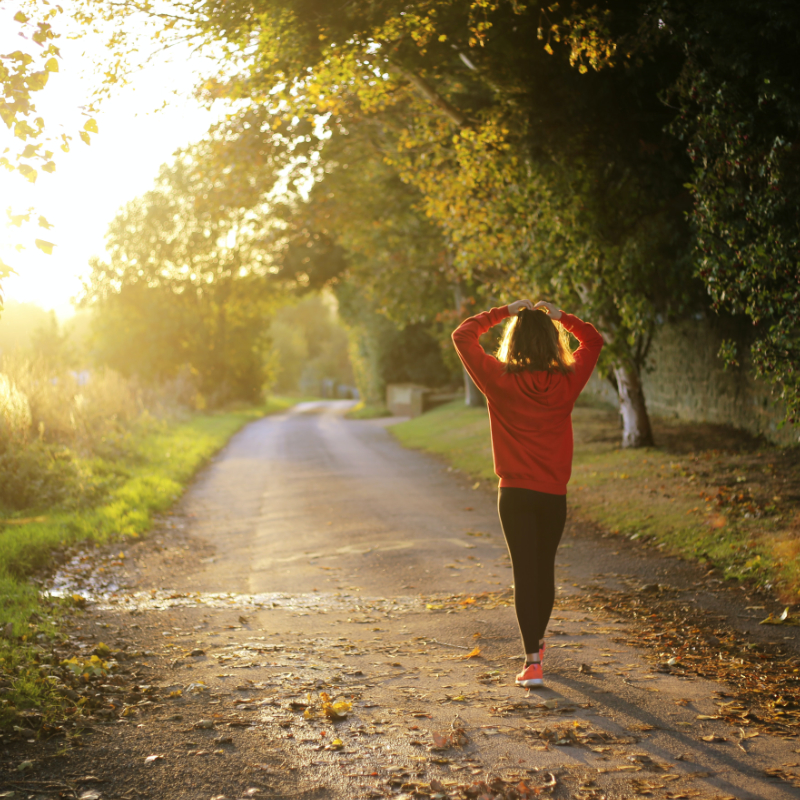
[[331, 699, 352, 715]]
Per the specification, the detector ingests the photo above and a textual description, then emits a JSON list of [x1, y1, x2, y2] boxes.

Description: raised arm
[[559, 313, 604, 395], [451, 305, 509, 394]]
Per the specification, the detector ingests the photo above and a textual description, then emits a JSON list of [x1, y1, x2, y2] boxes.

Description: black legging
[[497, 487, 567, 654]]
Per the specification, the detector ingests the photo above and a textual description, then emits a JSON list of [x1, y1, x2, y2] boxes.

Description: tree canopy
[[74, 0, 800, 436], [81, 142, 285, 404]]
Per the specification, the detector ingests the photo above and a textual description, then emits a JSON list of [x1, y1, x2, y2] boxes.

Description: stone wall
[[583, 316, 797, 447]]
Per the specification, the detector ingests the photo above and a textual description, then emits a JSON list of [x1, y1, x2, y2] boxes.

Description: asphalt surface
[[3, 400, 799, 800]]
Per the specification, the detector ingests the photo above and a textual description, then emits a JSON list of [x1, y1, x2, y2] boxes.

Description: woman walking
[[452, 299, 603, 687]]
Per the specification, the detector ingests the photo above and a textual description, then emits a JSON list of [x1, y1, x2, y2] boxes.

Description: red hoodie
[[452, 306, 604, 495]]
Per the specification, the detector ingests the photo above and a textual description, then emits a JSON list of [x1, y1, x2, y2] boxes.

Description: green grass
[[392, 399, 800, 602], [0, 396, 296, 728], [392, 401, 495, 480], [345, 401, 392, 420]]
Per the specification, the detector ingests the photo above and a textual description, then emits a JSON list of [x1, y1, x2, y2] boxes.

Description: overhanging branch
[[389, 61, 471, 128]]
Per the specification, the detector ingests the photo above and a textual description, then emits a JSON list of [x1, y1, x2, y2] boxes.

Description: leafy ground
[[391, 399, 800, 602], [0, 397, 298, 730]]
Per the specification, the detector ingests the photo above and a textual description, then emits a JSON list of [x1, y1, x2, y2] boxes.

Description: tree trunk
[[464, 367, 486, 408], [613, 361, 654, 447]]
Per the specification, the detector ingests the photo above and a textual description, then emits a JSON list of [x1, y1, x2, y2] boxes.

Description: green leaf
[[79, 130, 91, 145], [13, 11, 28, 23], [45, 57, 59, 73], [83, 118, 98, 134], [35, 239, 55, 255]]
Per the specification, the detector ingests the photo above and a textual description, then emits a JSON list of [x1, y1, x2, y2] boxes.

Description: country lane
[[159, 399, 514, 599]]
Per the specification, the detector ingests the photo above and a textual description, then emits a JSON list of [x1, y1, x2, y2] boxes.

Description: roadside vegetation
[[345, 402, 391, 420], [392, 399, 800, 603], [0, 340, 299, 730]]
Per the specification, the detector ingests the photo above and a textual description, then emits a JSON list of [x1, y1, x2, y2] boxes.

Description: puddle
[[44, 543, 512, 619], [64, 587, 423, 615], [47, 549, 125, 597], [45, 549, 425, 612]]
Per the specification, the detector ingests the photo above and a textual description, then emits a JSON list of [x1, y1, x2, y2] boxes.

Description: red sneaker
[[515, 661, 543, 687]]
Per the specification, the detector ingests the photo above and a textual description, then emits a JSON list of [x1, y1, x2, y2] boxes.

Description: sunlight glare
[[0, 11, 223, 318]]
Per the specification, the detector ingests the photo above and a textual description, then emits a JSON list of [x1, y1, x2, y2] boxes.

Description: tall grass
[[1, 354, 141, 445]]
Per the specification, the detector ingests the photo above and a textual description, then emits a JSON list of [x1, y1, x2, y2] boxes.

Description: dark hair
[[496, 308, 575, 375]]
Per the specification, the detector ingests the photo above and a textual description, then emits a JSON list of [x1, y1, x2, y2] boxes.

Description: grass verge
[[391, 399, 800, 603], [0, 396, 296, 729], [345, 401, 392, 420]]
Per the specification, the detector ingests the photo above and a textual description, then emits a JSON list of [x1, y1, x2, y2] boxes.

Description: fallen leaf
[[432, 731, 449, 749], [324, 698, 352, 721], [144, 754, 164, 764]]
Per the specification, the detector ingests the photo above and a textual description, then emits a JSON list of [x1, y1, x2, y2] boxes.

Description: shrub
[[0, 441, 82, 510], [0, 357, 150, 513]]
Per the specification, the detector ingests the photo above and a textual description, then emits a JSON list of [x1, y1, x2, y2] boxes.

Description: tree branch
[[388, 61, 471, 128]]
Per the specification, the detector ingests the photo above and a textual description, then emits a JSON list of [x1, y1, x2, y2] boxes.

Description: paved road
[[8, 401, 798, 800], [172, 400, 512, 599]]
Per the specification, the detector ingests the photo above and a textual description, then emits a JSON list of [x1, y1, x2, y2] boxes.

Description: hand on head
[[507, 299, 562, 320], [533, 300, 562, 320], [507, 299, 534, 315]]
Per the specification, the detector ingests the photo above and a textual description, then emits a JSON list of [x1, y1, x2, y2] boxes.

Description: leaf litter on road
[[558, 585, 800, 737]]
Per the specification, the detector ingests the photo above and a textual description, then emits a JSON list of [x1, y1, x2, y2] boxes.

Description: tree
[[190, 0, 699, 444], [268, 293, 353, 394], [277, 122, 465, 403], [646, 0, 800, 426], [82, 143, 284, 404], [85, 1, 706, 444]]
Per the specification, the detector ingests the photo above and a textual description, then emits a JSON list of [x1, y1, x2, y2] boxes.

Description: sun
[[0, 11, 221, 318]]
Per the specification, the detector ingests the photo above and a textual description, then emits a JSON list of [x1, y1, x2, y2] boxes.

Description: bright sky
[[0, 6, 222, 319]]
